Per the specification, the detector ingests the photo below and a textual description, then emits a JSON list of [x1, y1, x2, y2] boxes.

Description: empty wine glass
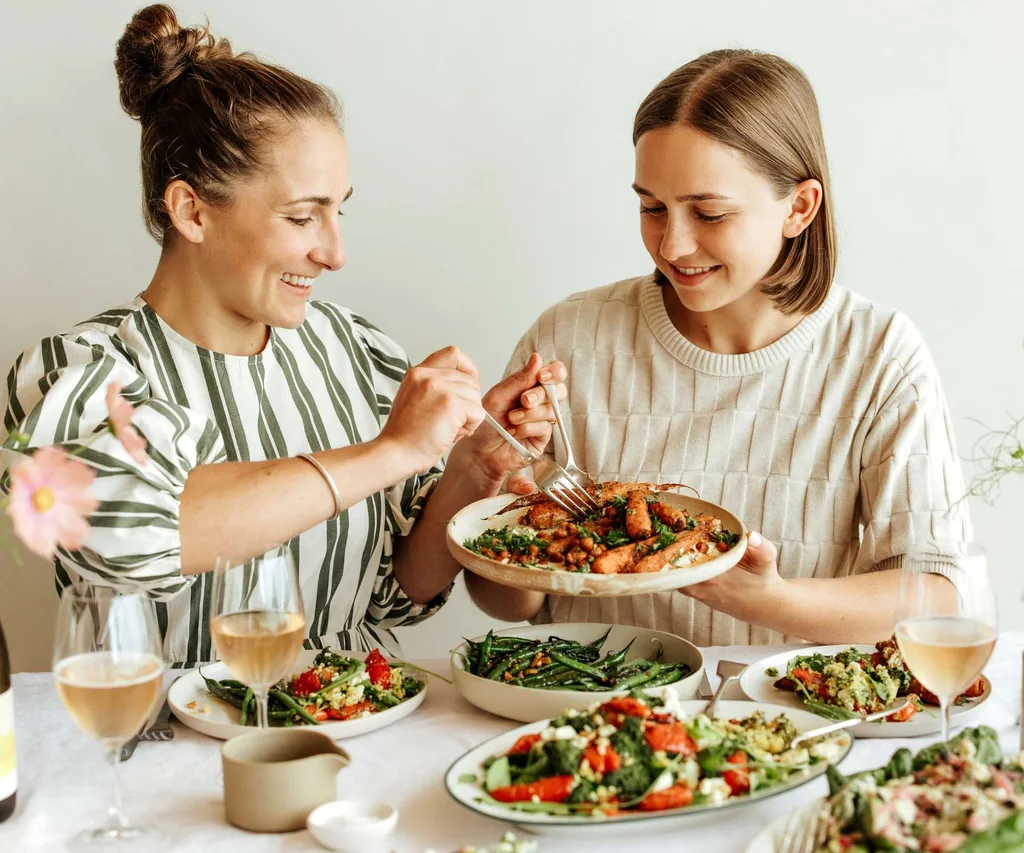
[[895, 542, 997, 743], [209, 546, 305, 728], [53, 588, 166, 849]]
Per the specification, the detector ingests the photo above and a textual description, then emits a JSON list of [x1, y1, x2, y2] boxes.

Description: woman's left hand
[[679, 532, 786, 622], [446, 352, 567, 491]]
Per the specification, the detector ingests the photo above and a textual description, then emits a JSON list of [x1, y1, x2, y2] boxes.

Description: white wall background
[[2, 1, 1021, 672]]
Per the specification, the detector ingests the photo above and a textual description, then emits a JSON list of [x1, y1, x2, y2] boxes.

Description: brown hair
[[114, 4, 341, 243], [634, 49, 836, 315]]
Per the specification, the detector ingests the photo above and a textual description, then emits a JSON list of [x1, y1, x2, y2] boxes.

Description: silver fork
[[483, 412, 600, 519], [542, 383, 594, 489], [777, 804, 829, 853]]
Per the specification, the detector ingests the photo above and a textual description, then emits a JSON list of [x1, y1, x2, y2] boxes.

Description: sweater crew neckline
[[640, 276, 843, 377]]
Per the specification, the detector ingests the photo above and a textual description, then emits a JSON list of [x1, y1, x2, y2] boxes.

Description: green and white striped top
[[1, 297, 447, 665]]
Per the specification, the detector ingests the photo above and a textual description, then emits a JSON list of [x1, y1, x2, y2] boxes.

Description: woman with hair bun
[[0, 5, 566, 664], [469, 50, 971, 646]]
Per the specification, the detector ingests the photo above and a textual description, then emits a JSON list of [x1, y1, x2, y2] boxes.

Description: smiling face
[[634, 124, 798, 317], [195, 119, 351, 330]]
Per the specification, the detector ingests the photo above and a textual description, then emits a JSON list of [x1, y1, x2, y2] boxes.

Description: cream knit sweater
[[509, 275, 971, 646]]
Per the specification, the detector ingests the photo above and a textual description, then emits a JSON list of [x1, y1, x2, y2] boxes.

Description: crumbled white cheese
[[777, 747, 810, 767], [698, 777, 732, 804], [343, 685, 366, 706], [809, 738, 844, 764], [651, 686, 684, 718], [649, 769, 674, 794]]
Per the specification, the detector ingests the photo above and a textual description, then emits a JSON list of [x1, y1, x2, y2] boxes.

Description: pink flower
[[6, 446, 98, 559], [105, 382, 148, 465]]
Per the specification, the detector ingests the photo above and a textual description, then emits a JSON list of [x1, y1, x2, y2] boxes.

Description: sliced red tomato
[[885, 701, 917, 723], [597, 697, 651, 720], [489, 775, 575, 803], [365, 649, 392, 688], [289, 669, 322, 697], [583, 745, 621, 774], [638, 785, 694, 811], [790, 667, 822, 689], [722, 750, 750, 795], [337, 700, 374, 720], [643, 722, 696, 756], [304, 704, 330, 722], [508, 733, 542, 755]]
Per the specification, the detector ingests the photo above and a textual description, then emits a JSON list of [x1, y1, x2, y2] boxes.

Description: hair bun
[[114, 4, 232, 119]]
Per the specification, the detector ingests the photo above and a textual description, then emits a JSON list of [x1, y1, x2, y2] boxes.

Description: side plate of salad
[[168, 647, 428, 740], [444, 693, 851, 836], [740, 644, 992, 739], [746, 726, 1024, 853]]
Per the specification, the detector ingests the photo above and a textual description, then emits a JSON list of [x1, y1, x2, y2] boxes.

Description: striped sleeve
[[1, 332, 225, 599], [350, 314, 450, 627], [855, 324, 972, 580]]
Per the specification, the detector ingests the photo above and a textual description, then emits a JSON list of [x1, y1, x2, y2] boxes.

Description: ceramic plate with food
[[446, 483, 746, 597], [450, 622, 704, 722], [739, 640, 991, 739], [445, 694, 851, 837], [745, 725, 1023, 852], [169, 647, 428, 740]]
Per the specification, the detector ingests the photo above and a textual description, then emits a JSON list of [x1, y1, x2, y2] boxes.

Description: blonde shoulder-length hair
[[634, 49, 837, 316]]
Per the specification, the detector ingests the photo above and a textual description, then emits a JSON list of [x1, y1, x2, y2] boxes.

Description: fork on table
[[777, 805, 829, 853]]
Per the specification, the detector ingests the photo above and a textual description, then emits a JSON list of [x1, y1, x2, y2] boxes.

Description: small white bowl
[[307, 800, 398, 852], [450, 622, 705, 723]]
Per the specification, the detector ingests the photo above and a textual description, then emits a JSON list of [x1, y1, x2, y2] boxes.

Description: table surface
[[2, 635, 1021, 853]]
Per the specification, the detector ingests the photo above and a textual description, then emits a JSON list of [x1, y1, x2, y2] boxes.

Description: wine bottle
[[0, 618, 16, 823]]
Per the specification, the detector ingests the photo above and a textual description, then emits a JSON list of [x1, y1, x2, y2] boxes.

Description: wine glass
[[895, 542, 997, 744], [53, 588, 166, 849], [209, 546, 305, 728]]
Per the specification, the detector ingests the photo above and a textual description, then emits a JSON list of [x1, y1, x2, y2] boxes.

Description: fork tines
[[544, 477, 599, 519], [777, 805, 828, 853]]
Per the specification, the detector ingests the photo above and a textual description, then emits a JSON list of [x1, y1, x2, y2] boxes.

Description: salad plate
[[445, 695, 851, 837], [739, 644, 991, 738], [746, 726, 1024, 852], [169, 648, 427, 740]]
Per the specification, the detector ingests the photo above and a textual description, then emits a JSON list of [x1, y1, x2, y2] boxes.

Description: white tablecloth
[[2, 636, 1021, 853]]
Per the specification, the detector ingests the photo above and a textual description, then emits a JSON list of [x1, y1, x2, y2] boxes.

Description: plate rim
[[167, 648, 428, 740], [445, 491, 748, 596], [443, 698, 852, 828], [738, 644, 992, 735]]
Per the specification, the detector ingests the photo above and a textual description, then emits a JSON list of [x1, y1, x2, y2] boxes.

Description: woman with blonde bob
[[470, 49, 970, 645]]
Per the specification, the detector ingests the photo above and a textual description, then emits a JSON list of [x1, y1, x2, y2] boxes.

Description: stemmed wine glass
[[209, 545, 305, 728], [894, 543, 997, 743], [53, 588, 166, 849]]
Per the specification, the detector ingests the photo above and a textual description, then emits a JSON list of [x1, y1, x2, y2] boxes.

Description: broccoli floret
[[313, 646, 352, 670], [609, 715, 647, 759], [400, 676, 422, 698], [566, 779, 596, 805], [602, 762, 653, 800], [543, 740, 583, 775], [365, 685, 399, 710], [550, 714, 592, 733]]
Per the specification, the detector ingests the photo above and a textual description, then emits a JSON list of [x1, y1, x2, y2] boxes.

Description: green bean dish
[[460, 629, 691, 691]]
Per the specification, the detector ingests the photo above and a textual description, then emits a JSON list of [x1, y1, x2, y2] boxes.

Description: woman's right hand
[[378, 346, 486, 475]]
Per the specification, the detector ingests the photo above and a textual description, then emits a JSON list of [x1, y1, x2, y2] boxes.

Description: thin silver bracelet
[[298, 452, 342, 520]]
